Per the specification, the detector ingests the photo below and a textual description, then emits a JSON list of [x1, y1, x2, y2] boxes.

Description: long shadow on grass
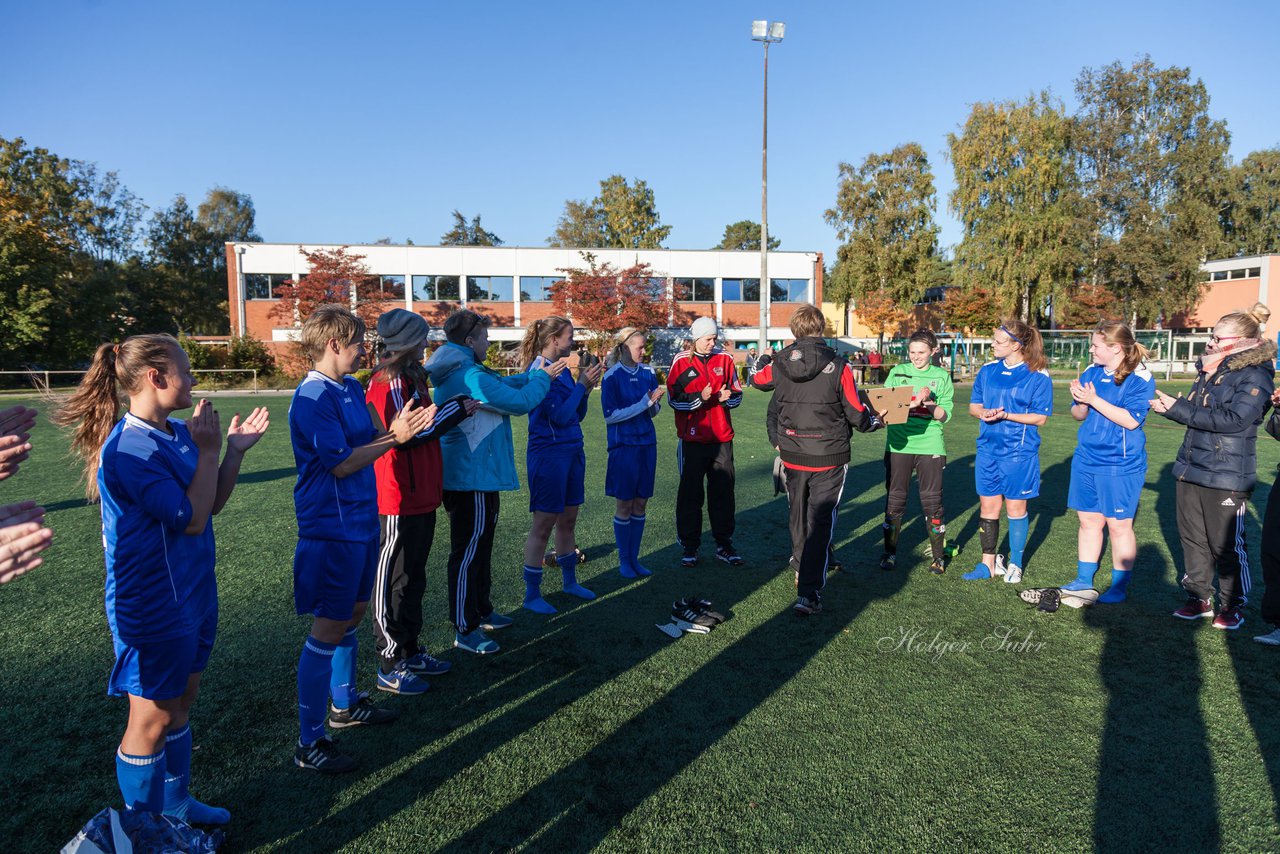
[[1025, 458, 1070, 568], [239, 459, 889, 851], [1087, 475, 1219, 849], [1227, 472, 1280, 833], [438, 530, 910, 849]]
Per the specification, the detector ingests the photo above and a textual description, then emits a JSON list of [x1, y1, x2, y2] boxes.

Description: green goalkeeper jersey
[[883, 362, 953, 456]]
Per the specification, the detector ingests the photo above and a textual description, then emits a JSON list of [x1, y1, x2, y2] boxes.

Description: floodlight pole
[[751, 25, 784, 353]]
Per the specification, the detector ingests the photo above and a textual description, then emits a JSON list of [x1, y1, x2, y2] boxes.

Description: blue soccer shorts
[[1067, 459, 1144, 520], [293, 536, 378, 621], [528, 449, 586, 514], [605, 444, 657, 501], [108, 605, 218, 700], [975, 452, 1041, 500]]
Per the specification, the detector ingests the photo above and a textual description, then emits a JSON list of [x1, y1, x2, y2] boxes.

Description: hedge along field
[[2, 385, 1279, 852]]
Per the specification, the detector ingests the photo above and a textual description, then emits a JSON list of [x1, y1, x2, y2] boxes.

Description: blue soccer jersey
[[1073, 363, 1154, 471], [99, 414, 215, 644], [971, 359, 1054, 458], [527, 355, 589, 454], [601, 362, 660, 450], [289, 370, 378, 543]]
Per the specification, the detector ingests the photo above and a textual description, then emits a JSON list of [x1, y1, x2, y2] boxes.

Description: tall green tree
[[714, 220, 780, 250], [948, 93, 1084, 322], [147, 195, 226, 334], [548, 175, 671, 249], [1221, 148, 1280, 257], [824, 143, 940, 328], [440, 210, 503, 246], [1074, 56, 1231, 323]]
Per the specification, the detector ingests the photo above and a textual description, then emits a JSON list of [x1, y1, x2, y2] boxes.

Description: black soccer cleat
[[715, 547, 744, 567], [672, 601, 718, 629], [676, 597, 726, 624], [328, 693, 400, 729], [295, 736, 358, 774]]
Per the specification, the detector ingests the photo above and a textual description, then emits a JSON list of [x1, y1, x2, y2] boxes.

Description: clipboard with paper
[[865, 385, 916, 424]]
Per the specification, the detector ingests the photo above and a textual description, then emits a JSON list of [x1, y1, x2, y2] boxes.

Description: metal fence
[[0, 368, 261, 392]]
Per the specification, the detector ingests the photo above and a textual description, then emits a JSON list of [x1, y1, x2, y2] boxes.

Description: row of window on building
[[243, 274, 809, 304], [1204, 266, 1262, 282]]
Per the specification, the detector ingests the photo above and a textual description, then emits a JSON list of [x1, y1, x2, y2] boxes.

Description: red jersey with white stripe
[[666, 348, 743, 443]]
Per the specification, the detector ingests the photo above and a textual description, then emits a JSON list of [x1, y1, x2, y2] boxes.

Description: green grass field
[[4, 386, 1280, 852]]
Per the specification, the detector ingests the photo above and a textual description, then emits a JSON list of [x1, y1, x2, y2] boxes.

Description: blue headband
[[998, 325, 1024, 346]]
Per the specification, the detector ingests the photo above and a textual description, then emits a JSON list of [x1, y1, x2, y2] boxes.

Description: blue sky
[[4, 0, 1277, 261]]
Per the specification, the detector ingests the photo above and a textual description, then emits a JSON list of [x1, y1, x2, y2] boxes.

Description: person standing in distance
[[1152, 304, 1275, 630], [667, 316, 744, 567], [751, 304, 881, 614]]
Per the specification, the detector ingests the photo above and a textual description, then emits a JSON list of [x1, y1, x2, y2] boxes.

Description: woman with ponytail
[[1153, 303, 1276, 630], [601, 327, 665, 578], [1055, 321, 1155, 602], [518, 316, 603, 612], [54, 335, 269, 823], [965, 318, 1053, 583]]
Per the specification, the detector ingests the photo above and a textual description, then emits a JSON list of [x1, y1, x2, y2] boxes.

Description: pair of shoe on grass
[[1020, 587, 1099, 612]]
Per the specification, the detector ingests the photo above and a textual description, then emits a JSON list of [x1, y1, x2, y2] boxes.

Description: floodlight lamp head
[[769, 21, 786, 40], [751, 20, 768, 39]]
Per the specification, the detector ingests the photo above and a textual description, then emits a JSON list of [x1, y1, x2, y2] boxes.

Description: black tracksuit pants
[[1176, 481, 1252, 610], [785, 464, 847, 600], [1260, 481, 1280, 627], [676, 440, 735, 550], [884, 452, 946, 560], [443, 490, 498, 634], [373, 512, 436, 667]]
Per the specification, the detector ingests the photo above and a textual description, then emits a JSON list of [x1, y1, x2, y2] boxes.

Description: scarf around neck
[[1199, 338, 1263, 375]]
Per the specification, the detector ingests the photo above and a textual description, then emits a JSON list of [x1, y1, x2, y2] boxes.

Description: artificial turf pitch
[[3, 386, 1279, 852]]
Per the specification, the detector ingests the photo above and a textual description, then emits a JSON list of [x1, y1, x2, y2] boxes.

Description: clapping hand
[[578, 361, 604, 390], [390, 398, 433, 444], [0, 405, 37, 482], [541, 358, 570, 380], [187, 400, 222, 455], [649, 387, 666, 405], [1149, 389, 1179, 413], [979, 407, 1007, 423], [1070, 379, 1098, 406], [0, 500, 52, 584], [226, 406, 271, 454]]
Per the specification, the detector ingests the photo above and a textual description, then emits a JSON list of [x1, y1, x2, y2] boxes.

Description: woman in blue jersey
[[601, 327, 665, 578], [55, 335, 269, 823], [518, 316, 604, 612], [964, 319, 1053, 583], [1057, 322, 1154, 602]]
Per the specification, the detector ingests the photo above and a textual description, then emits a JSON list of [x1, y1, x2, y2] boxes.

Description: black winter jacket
[[1162, 345, 1275, 493], [751, 337, 880, 469]]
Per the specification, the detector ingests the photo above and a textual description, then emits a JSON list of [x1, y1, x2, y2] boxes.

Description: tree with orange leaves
[[551, 253, 683, 352]]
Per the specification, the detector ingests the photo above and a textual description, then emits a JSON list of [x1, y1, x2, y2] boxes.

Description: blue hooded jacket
[[424, 342, 552, 492]]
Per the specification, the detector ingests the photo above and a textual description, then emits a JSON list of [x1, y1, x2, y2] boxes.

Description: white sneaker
[[1003, 559, 1023, 584], [991, 554, 1007, 580], [1254, 628, 1280, 646]]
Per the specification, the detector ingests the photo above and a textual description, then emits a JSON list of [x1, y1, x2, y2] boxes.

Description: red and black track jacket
[[367, 372, 471, 516], [751, 337, 880, 470], [667, 348, 743, 443]]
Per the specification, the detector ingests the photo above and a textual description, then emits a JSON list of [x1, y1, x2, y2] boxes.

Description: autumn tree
[[942, 286, 1001, 335], [1054, 282, 1119, 329], [855, 290, 908, 349], [1074, 56, 1230, 324], [440, 210, 503, 246], [1221, 148, 1280, 257], [548, 175, 672, 249], [824, 143, 940, 323], [550, 253, 679, 351], [948, 92, 1085, 323], [270, 246, 387, 335], [715, 220, 780, 250]]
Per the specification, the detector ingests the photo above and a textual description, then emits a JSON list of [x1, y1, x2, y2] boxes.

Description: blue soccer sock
[[330, 627, 359, 710], [614, 517, 636, 578], [629, 514, 651, 576], [559, 551, 596, 600], [1098, 568, 1132, 603], [116, 747, 166, 812], [962, 562, 994, 580], [162, 724, 230, 824], [297, 636, 337, 745], [523, 565, 556, 613], [1008, 515, 1029, 569], [1062, 560, 1098, 592]]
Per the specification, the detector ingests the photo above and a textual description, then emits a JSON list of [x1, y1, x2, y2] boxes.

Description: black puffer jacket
[[751, 337, 879, 468], [1163, 345, 1275, 493]]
